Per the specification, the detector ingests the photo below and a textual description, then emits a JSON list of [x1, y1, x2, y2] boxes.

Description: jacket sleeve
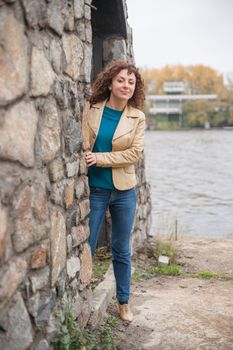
[[95, 113, 145, 168]]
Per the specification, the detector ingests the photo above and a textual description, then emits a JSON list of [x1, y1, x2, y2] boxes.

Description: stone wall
[[0, 1, 151, 348]]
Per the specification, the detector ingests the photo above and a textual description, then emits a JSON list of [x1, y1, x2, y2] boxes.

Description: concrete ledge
[[88, 264, 115, 330]]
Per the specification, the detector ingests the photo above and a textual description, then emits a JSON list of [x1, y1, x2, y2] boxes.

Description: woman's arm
[[95, 114, 145, 168]]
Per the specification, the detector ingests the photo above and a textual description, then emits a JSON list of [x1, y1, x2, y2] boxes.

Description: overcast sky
[[126, 0, 233, 77]]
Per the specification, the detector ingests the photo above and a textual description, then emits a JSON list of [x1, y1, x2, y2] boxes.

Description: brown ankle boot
[[119, 303, 133, 322]]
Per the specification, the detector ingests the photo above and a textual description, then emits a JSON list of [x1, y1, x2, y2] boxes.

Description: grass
[[154, 238, 177, 264], [155, 264, 181, 276], [91, 247, 112, 289], [52, 309, 117, 350]]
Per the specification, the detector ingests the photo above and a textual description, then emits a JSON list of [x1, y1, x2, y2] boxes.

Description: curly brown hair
[[89, 60, 145, 109]]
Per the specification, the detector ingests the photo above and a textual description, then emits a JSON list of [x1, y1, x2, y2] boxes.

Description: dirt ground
[[107, 236, 233, 350]]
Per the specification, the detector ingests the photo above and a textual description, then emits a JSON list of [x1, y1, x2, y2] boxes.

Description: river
[[144, 129, 233, 239]]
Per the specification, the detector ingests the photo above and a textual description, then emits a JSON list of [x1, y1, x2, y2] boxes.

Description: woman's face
[[109, 69, 136, 102]]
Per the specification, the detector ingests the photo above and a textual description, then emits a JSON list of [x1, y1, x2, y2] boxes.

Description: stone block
[[78, 288, 92, 329], [81, 43, 92, 82], [49, 38, 63, 74], [79, 243, 92, 289], [31, 47, 56, 97], [21, 0, 47, 29], [0, 257, 27, 306], [63, 119, 83, 154], [71, 225, 88, 248], [31, 244, 47, 269], [72, 291, 83, 318], [67, 256, 80, 279], [74, 0, 84, 19], [75, 178, 85, 199], [62, 33, 84, 81], [65, 1, 75, 31], [85, 20, 92, 43], [47, 0, 68, 36], [35, 339, 50, 350], [48, 158, 64, 182], [76, 19, 85, 41], [66, 160, 79, 177], [158, 255, 170, 266], [40, 98, 61, 165], [0, 205, 7, 262], [103, 38, 127, 63], [88, 265, 115, 330], [84, 0, 91, 20], [13, 185, 48, 252], [30, 267, 50, 293], [0, 292, 33, 350], [79, 199, 89, 221], [0, 101, 38, 167], [50, 180, 66, 206], [50, 209, 66, 286], [64, 179, 75, 209], [0, 9, 29, 106], [79, 154, 88, 175]]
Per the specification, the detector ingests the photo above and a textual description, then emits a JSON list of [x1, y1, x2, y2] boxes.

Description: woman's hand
[[85, 151, 97, 167]]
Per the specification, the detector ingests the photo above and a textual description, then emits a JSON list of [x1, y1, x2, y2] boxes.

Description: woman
[[82, 60, 145, 322]]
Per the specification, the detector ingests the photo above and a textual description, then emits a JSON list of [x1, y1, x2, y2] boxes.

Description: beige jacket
[[82, 99, 145, 190]]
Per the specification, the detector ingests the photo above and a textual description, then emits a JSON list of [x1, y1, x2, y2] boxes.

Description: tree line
[[141, 64, 233, 128]]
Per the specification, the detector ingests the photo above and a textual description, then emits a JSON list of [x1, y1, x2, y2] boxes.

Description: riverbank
[[107, 236, 233, 349]]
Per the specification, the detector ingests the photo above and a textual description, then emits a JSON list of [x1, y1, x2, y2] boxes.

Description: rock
[[48, 159, 64, 182], [0, 257, 27, 305], [66, 160, 79, 177], [71, 225, 89, 248], [67, 256, 81, 279], [103, 38, 127, 63], [72, 291, 83, 318], [0, 292, 33, 350], [76, 19, 85, 42], [31, 244, 47, 269], [31, 47, 55, 97], [62, 33, 84, 81], [35, 339, 50, 350], [0, 9, 29, 106], [79, 199, 89, 221], [0, 205, 7, 262], [79, 243, 92, 289], [50, 208, 66, 286], [21, 0, 47, 29], [74, 0, 84, 19], [158, 255, 170, 266], [30, 267, 50, 293], [64, 179, 75, 208], [63, 119, 83, 154], [39, 98, 61, 165], [81, 43, 92, 82], [49, 38, 63, 74], [50, 180, 66, 206], [75, 178, 85, 199], [0, 101, 38, 167], [47, 0, 68, 36], [13, 185, 48, 252]]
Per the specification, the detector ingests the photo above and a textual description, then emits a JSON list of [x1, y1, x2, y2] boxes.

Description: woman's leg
[[88, 187, 110, 255], [109, 188, 136, 303]]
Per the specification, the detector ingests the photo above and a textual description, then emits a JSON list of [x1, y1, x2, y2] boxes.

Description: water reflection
[[144, 130, 233, 238]]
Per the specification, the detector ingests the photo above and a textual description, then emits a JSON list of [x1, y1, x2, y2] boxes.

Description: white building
[[147, 81, 217, 125]]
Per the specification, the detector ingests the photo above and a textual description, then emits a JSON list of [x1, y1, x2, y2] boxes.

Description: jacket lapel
[[88, 100, 140, 141], [113, 105, 140, 140], [88, 100, 106, 136]]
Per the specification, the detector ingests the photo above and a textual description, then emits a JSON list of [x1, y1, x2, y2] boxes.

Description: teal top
[[88, 106, 123, 189]]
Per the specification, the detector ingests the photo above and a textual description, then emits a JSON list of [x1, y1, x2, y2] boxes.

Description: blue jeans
[[88, 187, 136, 303]]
